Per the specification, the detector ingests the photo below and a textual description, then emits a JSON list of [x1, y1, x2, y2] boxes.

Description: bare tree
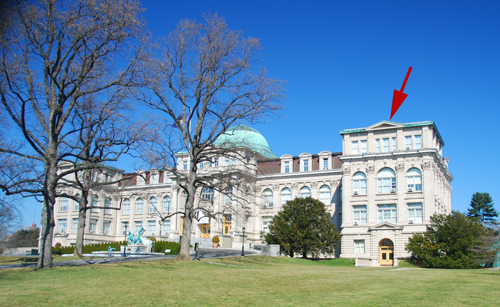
[[0, 0, 145, 268], [139, 14, 285, 260], [0, 192, 22, 239]]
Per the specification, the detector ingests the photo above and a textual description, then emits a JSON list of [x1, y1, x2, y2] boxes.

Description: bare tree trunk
[[38, 197, 54, 268], [177, 173, 197, 260], [75, 204, 88, 258]]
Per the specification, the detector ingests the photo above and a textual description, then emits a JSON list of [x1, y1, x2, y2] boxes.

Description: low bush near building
[[153, 240, 181, 254], [52, 241, 127, 255]]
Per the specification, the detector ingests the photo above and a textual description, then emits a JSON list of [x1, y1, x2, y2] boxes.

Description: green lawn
[[0, 255, 92, 265], [0, 256, 498, 306]]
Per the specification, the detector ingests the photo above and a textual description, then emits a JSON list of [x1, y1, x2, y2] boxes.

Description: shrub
[[212, 236, 220, 243], [150, 237, 156, 242], [152, 240, 181, 254]]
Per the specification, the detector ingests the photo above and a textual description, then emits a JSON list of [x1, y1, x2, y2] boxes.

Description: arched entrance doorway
[[379, 239, 394, 266]]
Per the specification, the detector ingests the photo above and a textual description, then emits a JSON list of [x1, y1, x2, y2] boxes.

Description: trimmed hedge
[[53, 241, 127, 255], [152, 240, 181, 255]]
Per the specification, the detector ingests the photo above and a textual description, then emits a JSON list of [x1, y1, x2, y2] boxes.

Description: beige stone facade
[[52, 120, 452, 266]]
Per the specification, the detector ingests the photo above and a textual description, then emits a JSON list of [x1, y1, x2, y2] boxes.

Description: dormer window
[[323, 158, 328, 170], [284, 161, 290, 173], [304, 160, 309, 171]]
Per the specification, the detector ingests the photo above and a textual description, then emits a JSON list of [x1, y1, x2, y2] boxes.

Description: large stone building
[[53, 120, 452, 266]]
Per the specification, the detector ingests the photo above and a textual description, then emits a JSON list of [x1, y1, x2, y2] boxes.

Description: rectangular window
[[232, 157, 236, 165], [148, 220, 156, 235], [135, 221, 143, 232], [378, 204, 397, 224], [104, 198, 111, 214], [354, 240, 365, 254], [284, 161, 290, 173], [58, 219, 67, 233], [353, 205, 367, 225], [165, 172, 172, 183], [183, 161, 188, 170], [361, 140, 367, 154], [304, 160, 309, 172], [90, 219, 98, 233], [323, 158, 328, 170], [415, 135, 422, 149], [122, 222, 129, 235], [375, 139, 380, 153], [214, 158, 219, 167], [353, 178, 367, 195], [383, 138, 389, 152], [378, 177, 396, 193], [392, 137, 397, 151], [405, 136, 412, 149], [199, 162, 204, 169], [74, 200, 79, 211], [262, 216, 272, 233], [163, 220, 170, 234], [408, 203, 423, 223], [73, 218, 78, 233], [103, 221, 111, 235], [91, 197, 98, 213], [225, 157, 230, 166], [152, 173, 158, 184], [352, 141, 359, 154], [123, 200, 130, 215], [60, 199, 68, 212], [224, 187, 233, 204]]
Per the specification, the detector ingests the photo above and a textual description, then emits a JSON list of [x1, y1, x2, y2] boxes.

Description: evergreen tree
[[406, 211, 493, 269], [263, 197, 340, 258], [467, 193, 498, 226]]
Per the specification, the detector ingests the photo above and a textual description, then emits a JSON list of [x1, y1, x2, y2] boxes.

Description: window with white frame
[[136, 198, 144, 214], [214, 158, 219, 167], [149, 197, 157, 213], [58, 219, 67, 233], [137, 174, 145, 185], [405, 136, 412, 149], [74, 195, 80, 211], [378, 204, 397, 223], [123, 199, 130, 214], [353, 205, 367, 225], [407, 168, 422, 192], [392, 137, 397, 151], [163, 196, 171, 213], [408, 203, 423, 223], [225, 157, 230, 166], [377, 168, 396, 193], [300, 186, 311, 198], [163, 220, 170, 234], [352, 141, 359, 154], [165, 172, 172, 183], [323, 158, 329, 170], [181, 191, 188, 206], [103, 221, 111, 235], [224, 187, 233, 204], [199, 162, 204, 169], [375, 138, 380, 153], [383, 138, 390, 152], [148, 220, 156, 235], [104, 197, 111, 214], [60, 198, 68, 212], [90, 219, 98, 233], [134, 221, 143, 232], [354, 240, 365, 254], [284, 161, 290, 173], [152, 173, 158, 184], [303, 160, 309, 171], [281, 187, 292, 206], [415, 135, 422, 149], [122, 222, 129, 235], [361, 140, 367, 154], [262, 216, 272, 233], [353, 172, 367, 195], [72, 218, 78, 233], [319, 185, 331, 205], [201, 187, 214, 201], [232, 157, 237, 165], [263, 189, 273, 208], [90, 196, 98, 212], [183, 161, 188, 170]]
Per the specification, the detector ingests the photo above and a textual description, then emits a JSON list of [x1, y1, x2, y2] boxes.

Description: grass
[[0, 255, 92, 265], [0, 256, 498, 306]]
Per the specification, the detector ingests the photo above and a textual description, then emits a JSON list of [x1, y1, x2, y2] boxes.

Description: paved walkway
[[0, 248, 258, 270]]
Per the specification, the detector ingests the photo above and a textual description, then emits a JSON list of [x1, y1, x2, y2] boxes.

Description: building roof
[[214, 124, 277, 159], [339, 120, 445, 146]]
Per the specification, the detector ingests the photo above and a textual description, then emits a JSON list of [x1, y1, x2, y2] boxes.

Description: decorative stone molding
[[343, 167, 350, 175], [422, 162, 432, 169], [311, 182, 318, 188], [367, 165, 375, 173], [396, 164, 405, 172], [292, 183, 298, 189]]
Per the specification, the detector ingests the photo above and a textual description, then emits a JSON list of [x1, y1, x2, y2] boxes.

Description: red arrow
[[390, 66, 412, 119]]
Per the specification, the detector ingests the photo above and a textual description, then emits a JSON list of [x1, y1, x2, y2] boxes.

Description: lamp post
[[241, 227, 246, 257]]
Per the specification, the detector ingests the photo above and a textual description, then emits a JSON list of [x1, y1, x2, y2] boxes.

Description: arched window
[[122, 199, 130, 214], [377, 168, 396, 193], [300, 186, 311, 198], [149, 197, 157, 213], [353, 172, 367, 195], [201, 187, 214, 201], [135, 198, 143, 214], [263, 189, 273, 208], [163, 196, 171, 213], [319, 185, 331, 205], [407, 168, 422, 192], [281, 188, 292, 206]]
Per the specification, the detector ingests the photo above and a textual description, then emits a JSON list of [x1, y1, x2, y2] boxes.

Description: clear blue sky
[[20, 0, 500, 227]]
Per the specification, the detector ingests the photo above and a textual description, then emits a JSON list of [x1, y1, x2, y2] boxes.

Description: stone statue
[[126, 226, 146, 245]]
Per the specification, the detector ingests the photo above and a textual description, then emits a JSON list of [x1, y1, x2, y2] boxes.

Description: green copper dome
[[214, 125, 277, 159]]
